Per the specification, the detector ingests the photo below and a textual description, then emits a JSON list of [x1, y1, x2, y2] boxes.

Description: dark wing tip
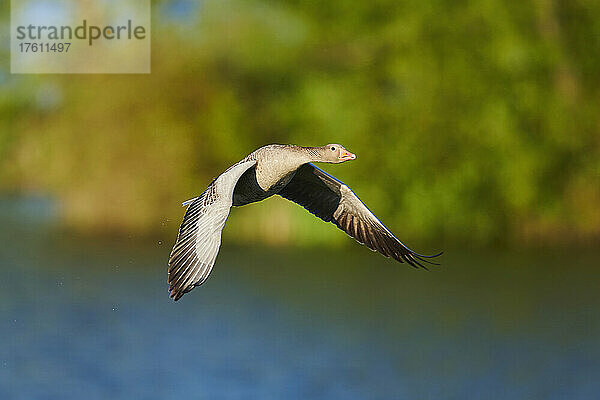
[[168, 276, 187, 301], [168, 264, 211, 301], [168, 274, 193, 301], [410, 251, 442, 265], [412, 250, 444, 258], [403, 248, 443, 269], [168, 280, 193, 301], [170, 289, 184, 301], [169, 283, 198, 301]]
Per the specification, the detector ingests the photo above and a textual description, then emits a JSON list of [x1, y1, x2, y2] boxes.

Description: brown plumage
[[168, 144, 441, 300]]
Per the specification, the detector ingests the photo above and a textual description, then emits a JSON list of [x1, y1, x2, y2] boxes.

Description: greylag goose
[[168, 144, 441, 300]]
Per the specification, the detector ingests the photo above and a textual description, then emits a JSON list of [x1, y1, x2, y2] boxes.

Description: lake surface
[[1, 203, 599, 399]]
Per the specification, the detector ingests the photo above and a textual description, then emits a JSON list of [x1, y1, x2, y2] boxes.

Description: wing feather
[[168, 160, 257, 300], [278, 163, 441, 268]]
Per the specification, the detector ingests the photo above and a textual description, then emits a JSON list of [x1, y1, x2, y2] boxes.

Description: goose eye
[[330, 146, 336, 151]]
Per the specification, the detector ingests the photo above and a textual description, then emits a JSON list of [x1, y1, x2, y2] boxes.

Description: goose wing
[[168, 160, 257, 300], [278, 163, 441, 268]]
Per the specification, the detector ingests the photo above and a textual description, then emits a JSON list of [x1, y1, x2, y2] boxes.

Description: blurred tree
[[1, 0, 598, 246]]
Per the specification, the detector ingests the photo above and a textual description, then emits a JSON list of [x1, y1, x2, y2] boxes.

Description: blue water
[[1, 207, 599, 399]]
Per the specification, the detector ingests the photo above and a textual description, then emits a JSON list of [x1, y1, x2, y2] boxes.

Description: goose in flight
[[168, 144, 441, 300]]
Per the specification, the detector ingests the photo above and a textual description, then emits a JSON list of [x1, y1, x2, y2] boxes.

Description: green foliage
[[1, 0, 599, 246]]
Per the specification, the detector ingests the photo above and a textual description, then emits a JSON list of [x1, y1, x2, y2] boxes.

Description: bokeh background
[[1, 0, 599, 399]]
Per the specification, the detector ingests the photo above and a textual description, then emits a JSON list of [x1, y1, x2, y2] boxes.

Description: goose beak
[[339, 149, 356, 161]]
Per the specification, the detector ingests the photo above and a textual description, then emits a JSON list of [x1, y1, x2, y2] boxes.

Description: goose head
[[315, 144, 356, 163]]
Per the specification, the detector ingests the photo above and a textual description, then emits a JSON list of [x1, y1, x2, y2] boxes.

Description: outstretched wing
[[168, 160, 257, 300], [278, 163, 441, 268]]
